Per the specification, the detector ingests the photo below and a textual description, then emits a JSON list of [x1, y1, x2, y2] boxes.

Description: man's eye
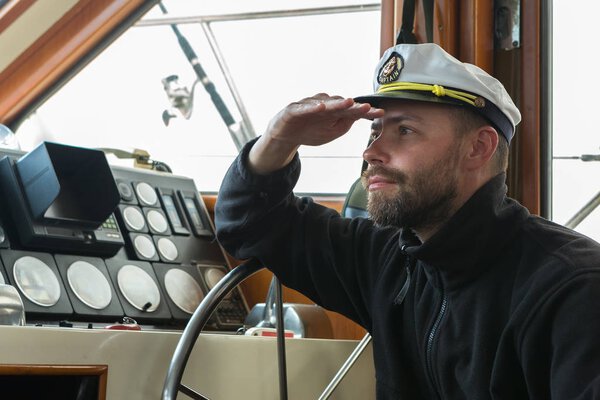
[[398, 126, 413, 135], [370, 130, 381, 141]]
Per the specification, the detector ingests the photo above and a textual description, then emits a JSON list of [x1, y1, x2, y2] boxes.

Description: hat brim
[[354, 91, 463, 108]]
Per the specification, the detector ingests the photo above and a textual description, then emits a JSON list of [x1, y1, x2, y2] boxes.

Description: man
[[215, 43, 600, 399]]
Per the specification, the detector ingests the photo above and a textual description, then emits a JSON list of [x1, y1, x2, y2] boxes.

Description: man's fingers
[[307, 97, 352, 110], [365, 106, 385, 119], [345, 102, 385, 120], [307, 93, 343, 100], [286, 97, 348, 116], [336, 102, 384, 120], [286, 100, 327, 116], [283, 96, 382, 127], [298, 93, 337, 103]]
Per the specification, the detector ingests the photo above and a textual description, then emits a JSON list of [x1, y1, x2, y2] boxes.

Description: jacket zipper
[[426, 277, 447, 399], [394, 247, 412, 305]]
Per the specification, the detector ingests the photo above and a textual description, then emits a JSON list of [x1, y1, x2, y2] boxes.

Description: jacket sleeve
[[214, 139, 397, 329]]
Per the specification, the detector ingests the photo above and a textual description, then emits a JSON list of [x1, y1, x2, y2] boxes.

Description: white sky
[[552, 1, 600, 240]]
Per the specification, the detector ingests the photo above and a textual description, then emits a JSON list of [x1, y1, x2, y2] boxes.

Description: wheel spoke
[[179, 383, 211, 400]]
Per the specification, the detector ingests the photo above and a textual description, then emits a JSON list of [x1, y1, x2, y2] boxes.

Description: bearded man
[[215, 43, 600, 399]]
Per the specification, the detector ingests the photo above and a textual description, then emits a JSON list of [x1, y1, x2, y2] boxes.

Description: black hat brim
[[354, 91, 463, 108]]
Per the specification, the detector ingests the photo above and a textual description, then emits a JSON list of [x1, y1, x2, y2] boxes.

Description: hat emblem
[[474, 97, 486, 108], [377, 52, 403, 85]]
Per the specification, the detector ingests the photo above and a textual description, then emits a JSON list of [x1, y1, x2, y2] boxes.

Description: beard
[[361, 152, 460, 231]]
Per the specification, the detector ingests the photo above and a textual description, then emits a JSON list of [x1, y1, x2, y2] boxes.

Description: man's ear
[[464, 126, 499, 170]]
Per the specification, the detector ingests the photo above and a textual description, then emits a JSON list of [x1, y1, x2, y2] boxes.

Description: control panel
[[0, 142, 248, 331]]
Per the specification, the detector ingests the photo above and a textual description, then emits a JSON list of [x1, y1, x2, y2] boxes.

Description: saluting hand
[[249, 93, 383, 174], [267, 93, 383, 146]]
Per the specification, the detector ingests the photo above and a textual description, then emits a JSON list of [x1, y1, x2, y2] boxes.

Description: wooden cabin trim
[[458, 0, 494, 73], [435, 0, 458, 55], [0, 364, 108, 375], [380, 0, 395, 53], [518, 0, 541, 214], [0, 0, 35, 35], [0, 0, 151, 125], [0, 364, 108, 400]]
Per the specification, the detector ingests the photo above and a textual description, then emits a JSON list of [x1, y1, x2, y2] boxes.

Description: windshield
[[14, 0, 381, 195]]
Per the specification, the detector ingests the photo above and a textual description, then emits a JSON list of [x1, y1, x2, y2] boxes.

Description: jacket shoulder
[[521, 215, 600, 270]]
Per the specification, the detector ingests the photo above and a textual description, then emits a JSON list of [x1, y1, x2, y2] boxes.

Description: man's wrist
[[248, 134, 299, 175]]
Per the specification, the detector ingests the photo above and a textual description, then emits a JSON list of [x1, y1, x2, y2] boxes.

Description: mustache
[[361, 165, 407, 186]]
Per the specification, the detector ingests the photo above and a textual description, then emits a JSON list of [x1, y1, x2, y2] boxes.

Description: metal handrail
[[137, 4, 381, 26], [318, 333, 372, 400]]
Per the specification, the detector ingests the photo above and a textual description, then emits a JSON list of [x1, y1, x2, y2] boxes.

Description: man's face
[[361, 100, 465, 231]]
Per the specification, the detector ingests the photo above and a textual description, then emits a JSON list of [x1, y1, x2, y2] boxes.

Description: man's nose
[[363, 134, 389, 166]]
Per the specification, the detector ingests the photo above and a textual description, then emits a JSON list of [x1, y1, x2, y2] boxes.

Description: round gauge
[[157, 237, 178, 262], [135, 182, 158, 206], [13, 256, 61, 307], [164, 269, 204, 314], [204, 267, 231, 299], [67, 261, 112, 310], [117, 181, 134, 202], [133, 235, 156, 259], [123, 206, 146, 231], [147, 209, 168, 233], [117, 264, 160, 312]]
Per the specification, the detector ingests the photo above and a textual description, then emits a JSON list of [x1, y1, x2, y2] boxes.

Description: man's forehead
[[369, 102, 460, 133], [371, 114, 423, 125]]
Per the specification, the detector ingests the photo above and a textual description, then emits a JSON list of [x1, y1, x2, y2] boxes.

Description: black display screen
[[183, 197, 204, 230], [161, 194, 183, 228]]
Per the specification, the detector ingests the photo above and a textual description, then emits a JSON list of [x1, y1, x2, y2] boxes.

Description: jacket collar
[[399, 173, 529, 291]]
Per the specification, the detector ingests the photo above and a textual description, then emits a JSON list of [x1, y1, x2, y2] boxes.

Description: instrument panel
[[0, 143, 247, 331]]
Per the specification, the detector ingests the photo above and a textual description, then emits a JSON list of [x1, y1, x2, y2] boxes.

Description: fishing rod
[[158, 2, 255, 151]]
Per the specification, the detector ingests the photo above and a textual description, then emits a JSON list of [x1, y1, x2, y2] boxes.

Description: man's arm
[[214, 94, 387, 327]]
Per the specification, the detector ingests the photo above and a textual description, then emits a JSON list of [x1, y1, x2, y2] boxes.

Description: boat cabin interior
[[0, 0, 597, 399]]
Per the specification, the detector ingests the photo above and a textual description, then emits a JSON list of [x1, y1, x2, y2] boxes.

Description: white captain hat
[[355, 43, 521, 142]]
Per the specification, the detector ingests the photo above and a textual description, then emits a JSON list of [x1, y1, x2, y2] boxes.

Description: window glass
[[552, 2, 600, 242], [15, 1, 381, 195]]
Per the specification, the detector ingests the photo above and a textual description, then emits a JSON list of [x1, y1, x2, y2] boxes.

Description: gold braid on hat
[[377, 82, 479, 106]]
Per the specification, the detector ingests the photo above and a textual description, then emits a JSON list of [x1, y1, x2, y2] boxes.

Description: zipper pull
[[394, 259, 412, 305]]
